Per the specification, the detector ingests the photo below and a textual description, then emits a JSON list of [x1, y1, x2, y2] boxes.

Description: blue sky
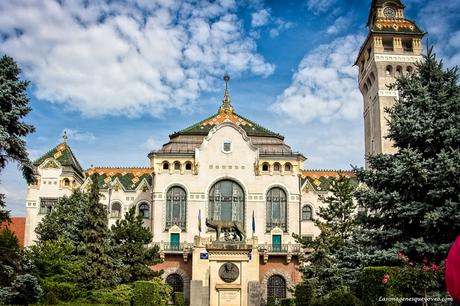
[[1, 0, 460, 216]]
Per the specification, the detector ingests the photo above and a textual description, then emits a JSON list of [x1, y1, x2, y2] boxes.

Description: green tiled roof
[[33, 143, 84, 176], [303, 170, 358, 193], [87, 168, 153, 191], [170, 112, 284, 140]]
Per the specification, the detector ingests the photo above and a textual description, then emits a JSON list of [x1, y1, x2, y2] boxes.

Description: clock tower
[[356, 0, 426, 165]]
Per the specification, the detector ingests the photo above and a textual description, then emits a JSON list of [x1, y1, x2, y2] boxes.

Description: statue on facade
[[205, 218, 246, 241]]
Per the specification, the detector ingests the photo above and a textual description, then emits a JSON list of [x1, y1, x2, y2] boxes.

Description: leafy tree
[[35, 189, 89, 243], [0, 55, 35, 222], [111, 207, 160, 283], [78, 174, 118, 289], [355, 50, 460, 263], [8, 273, 42, 305]]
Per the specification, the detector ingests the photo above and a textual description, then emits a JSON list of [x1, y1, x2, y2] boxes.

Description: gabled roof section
[[171, 111, 284, 140], [34, 143, 84, 176], [86, 167, 153, 191], [302, 170, 357, 193]]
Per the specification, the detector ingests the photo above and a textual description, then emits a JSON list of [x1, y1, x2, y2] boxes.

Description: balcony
[[156, 241, 193, 262], [257, 243, 303, 264]]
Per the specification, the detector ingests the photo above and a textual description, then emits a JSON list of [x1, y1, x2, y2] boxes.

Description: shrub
[[173, 291, 185, 306], [9, 274, 43, 305], [267, 296, 276, 306], [42, 280, 81, 303], [315, 287, 362, 306], [295, 281, 314, 306], [89, 284, 133, 305], [281, 298, 296, 306], [361, 266, 401, 306], [133, 278, 172, 306]]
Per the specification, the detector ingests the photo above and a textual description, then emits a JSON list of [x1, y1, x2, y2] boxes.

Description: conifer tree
[[355, 50, 460, 263], [36, 190, 89, 243], [79, 174, 117, 289], [110, 207, 160, 283], [0, 55, 35, 222]]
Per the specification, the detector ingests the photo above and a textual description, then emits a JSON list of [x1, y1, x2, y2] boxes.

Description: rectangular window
[[223, 141, 232, 153], [39, 198, 58, 214], [402, 38, 413, 52], [382, 37, 393, 52]]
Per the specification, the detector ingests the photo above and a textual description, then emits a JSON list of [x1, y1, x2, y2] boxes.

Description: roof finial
[[62, 130, 68, 143], [219, 73, 234, 114]]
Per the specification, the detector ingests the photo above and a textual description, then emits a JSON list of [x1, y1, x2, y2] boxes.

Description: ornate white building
[[23, 0, 425, 304]]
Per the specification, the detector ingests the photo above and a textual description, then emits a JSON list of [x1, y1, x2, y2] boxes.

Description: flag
[[198, 209, 202, 233], [252, 210, 255, 234]]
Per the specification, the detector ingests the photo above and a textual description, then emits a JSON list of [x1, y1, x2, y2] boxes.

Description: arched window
[[174, 161, 181, 171], [386, 65, 393, 76], [396, 65, 402, 77], [302, 205, 313, 221], [406, 66, 413, 74], [63, 178, 70, 187], [138, 203, 150, 219], [284, 163, 292, 173], [273, 163, 281, 172], [208, 180, 244, 224], [266, 188, 287, 232], [267, 275, 286, 299], [111, 202, 122, 218], [166, 274, 184, 293], [163, 162, 169, 170], [185, 162, 192, 171], [262, 163, 269, 172], [166, 187, 186, 230]]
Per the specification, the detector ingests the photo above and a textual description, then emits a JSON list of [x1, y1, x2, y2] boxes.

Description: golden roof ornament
[[219, 74, 234, 114]]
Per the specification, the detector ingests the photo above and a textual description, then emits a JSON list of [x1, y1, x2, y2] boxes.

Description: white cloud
[[271, 34, 364, 124], [306, 0, 338, 14], [63, 129, 96, 143], [251, 9, 270, 27], [0, 0, 274, 118], [269, 19, 294, 38], [326, 16, 352, 35], [140, 137, 160, 151]]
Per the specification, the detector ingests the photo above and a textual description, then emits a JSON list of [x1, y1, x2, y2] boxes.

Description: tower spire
[[62, 130, 68, 143], [219, 74, 234, 114]]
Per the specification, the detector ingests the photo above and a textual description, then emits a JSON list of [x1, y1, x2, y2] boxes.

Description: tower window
[[222, 141, 232, 153], [396, 66, 402, 77], [386, 65, 393, 77], [402, 38, 413, 52], [284, 163, 292, 173], [262, 163, 269, 172], [273, 163, 281, 172], [185, 162, 192, 171], [163, 162, 169, 170], [63, 178, 70, 187], [406, 66, 413, 74], [383, 37, 393, 52]]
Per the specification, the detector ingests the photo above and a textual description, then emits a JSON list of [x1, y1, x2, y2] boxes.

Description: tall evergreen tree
[[355, 50, 460, 263], [36, 190, 89, 243], [0, 55, 35, 222], [79, 174, 117, 289], [110, 207, 160, 283], [296, 175, 358, 297]]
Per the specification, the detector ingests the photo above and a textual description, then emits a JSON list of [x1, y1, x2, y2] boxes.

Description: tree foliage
[[79, 174, 118, 289], [35, 189, 89, 243], [111, 207, 160, 283], [0, 228, 23, 286], [0, 55, 35, 222], [355, 50, 460, 262]]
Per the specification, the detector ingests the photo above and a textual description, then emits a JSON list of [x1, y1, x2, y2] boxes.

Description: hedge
[[133, 278, 172, 306], [315, 287, 362, 306], [280, 298, 296, 306], [295, 282, 314, 306], [361, 266, 402, 306], [173, 292, 185, 306]]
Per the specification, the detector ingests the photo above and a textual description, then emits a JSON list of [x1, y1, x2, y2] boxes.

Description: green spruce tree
[[79, 174, 118, 289], [355, 50, 460, 263], [0, 55, 35, 222], [110, 207, 160, 283], [36, 189, 89, 243]]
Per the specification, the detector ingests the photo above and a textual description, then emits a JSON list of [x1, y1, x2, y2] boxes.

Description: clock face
[[383, 6, 396, 18]]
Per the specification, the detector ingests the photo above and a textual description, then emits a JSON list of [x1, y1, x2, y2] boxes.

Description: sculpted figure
[[205, 218, 246, 241]]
